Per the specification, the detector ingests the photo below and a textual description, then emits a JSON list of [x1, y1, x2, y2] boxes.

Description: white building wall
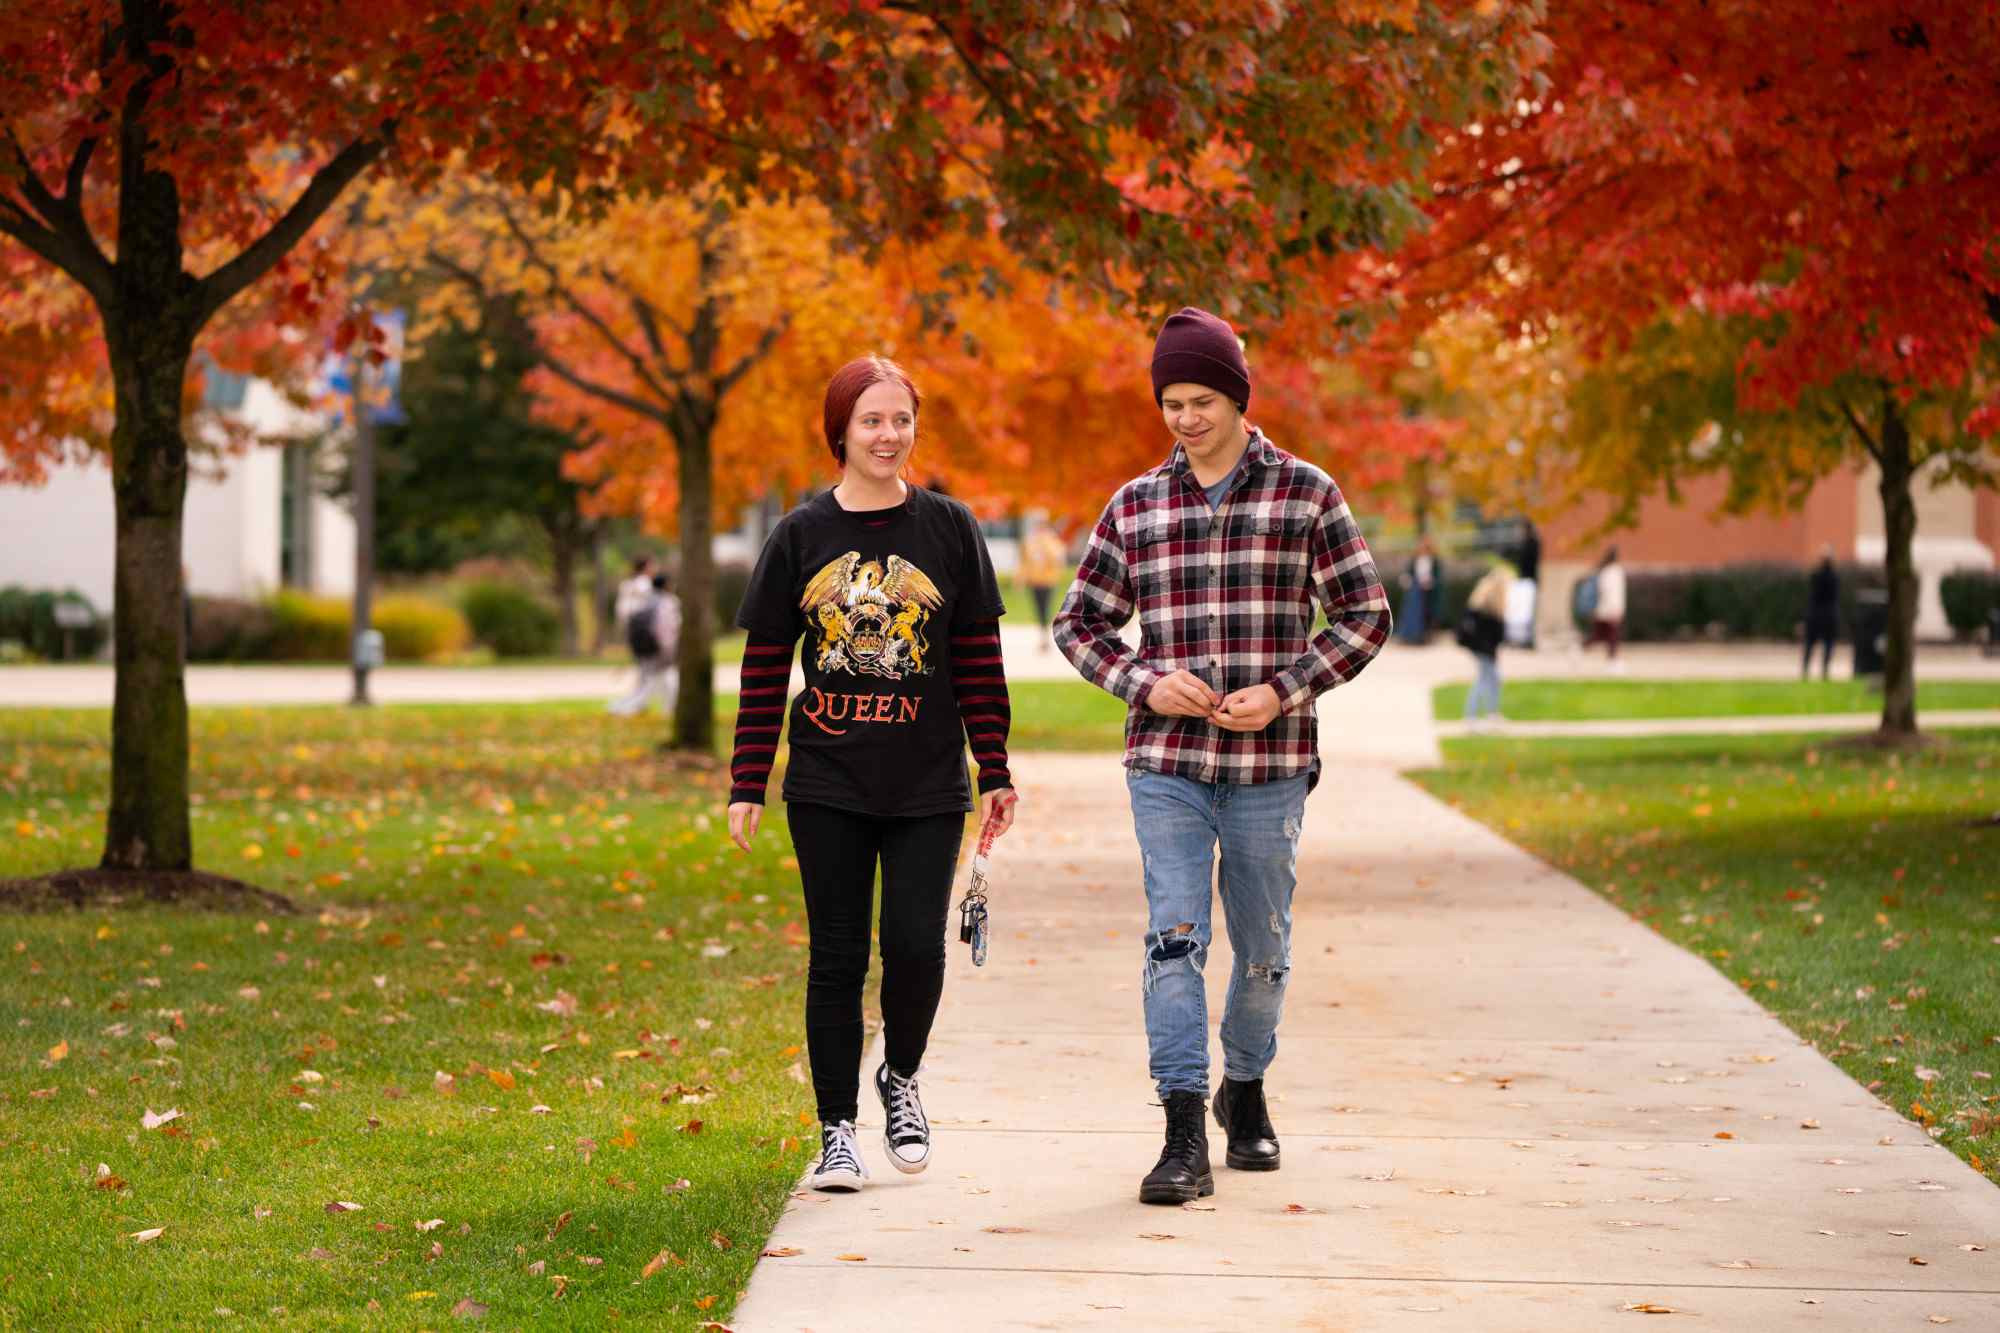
[[180, 451, 264, 599], [311, 491, 356, 597], [0, 456, 118, 608], [0, 376, 349, 617]]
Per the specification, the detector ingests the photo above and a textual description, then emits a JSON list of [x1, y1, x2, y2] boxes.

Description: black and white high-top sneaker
[[807, 1119, 867, 1193], [873, 1061, 932, 1174]]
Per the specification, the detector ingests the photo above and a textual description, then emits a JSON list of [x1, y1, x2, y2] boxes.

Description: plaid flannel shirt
[[1052, 430, 1391, 787]]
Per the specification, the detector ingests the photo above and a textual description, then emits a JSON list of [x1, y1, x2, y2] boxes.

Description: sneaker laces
[[882, 1068, 927, 1145], [819, 1120, 864, 1175]]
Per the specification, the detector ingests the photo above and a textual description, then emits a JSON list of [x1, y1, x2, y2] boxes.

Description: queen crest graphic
[[800, 552, 942, 681]]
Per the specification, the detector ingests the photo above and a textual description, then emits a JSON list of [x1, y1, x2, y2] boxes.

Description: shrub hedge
[[458, 580, 560, 657], [188, 596, 279, 661], [1394, 559, 1901, 643], [0, 586, 107, 660], [1566, 562, 1886, 641], [1941, 570, 2000, 640], [374, 594, 472, 660]]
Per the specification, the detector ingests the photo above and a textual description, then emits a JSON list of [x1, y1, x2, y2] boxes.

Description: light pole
[[349, 347, 379, 706]]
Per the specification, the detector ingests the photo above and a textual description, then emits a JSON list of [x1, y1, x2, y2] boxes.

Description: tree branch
[[196, 129, 393, 323], [1839, 394, 1883, 463], [64, 136, 97, 203], [629, 289, 674, 364], [4, 133, 115, 302], [0, 195, 114, 308], [489, 194, 681, 407], [537, 349, 675, 428], [716, 315, 791, 397], [7, 133, 71, 231]]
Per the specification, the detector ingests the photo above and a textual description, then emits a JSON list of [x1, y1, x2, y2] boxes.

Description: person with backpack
[[1457, 559, 1514, 730], [609, 571, 680, 715], [614, 556, 656, 645], [1579, 546, 1626, 668]]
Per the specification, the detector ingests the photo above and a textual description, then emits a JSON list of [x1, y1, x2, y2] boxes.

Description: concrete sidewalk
[[731, 669, 2000, 1330]]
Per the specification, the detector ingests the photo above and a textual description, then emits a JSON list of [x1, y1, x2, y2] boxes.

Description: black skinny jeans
[[785, 802, 965, 1123]]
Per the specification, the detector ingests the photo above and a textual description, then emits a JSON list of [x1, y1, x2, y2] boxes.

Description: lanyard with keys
[[956, 800, 1006, 966]]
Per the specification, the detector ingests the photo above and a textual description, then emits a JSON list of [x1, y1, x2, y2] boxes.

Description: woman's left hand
[[981, 787, 1018, 840]]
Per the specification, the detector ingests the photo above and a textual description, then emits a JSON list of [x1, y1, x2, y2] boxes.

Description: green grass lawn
[[2, 703, 818, 1328], [1433, 676, 2000, 722], [1409, 730, 2000, 1186], [0, 683, 1122, 1327]]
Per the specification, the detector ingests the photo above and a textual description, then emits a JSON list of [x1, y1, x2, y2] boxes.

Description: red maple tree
[[1405, 2, 2000, 740]]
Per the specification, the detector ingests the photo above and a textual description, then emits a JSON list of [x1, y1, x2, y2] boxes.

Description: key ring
[[957, 795, 1008, 967]]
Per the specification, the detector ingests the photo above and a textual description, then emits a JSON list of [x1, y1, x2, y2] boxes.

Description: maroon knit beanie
[[1149, 306, 1250, 410]]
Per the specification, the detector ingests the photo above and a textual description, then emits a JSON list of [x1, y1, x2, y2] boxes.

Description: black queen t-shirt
[[735, 485, 1005, 817]]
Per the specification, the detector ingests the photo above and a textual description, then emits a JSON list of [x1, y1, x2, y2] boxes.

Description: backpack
[[1456, 608, 1503, 655], [626, 596, 662, 657], [1573, 574, 1600, 620]]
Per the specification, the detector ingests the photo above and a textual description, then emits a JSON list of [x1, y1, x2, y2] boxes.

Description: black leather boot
[[1212, 1076, 1281, 1171], [1139, 1090, 1214, 1204]]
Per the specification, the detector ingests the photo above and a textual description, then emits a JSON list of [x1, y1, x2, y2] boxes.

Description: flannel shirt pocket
[[1248, 510, 1313, 584], [1125, 511, 1185, 599]]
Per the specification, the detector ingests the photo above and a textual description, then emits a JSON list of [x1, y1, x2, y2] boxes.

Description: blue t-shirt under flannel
[[1202, 456, 1245, 510]]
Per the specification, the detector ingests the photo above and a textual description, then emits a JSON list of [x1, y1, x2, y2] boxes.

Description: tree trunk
[[103, 329, 196, 870], [549, 523, 580, 657], [1875, 395, 1920, 740], [100, 31, 202, 872], [671, 400, 718, 752]]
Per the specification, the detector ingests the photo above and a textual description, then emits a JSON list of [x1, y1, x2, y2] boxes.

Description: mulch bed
[[0, 867, 300, 914]]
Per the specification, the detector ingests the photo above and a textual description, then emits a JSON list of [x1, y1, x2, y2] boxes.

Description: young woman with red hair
[[727, 355, 1017, 1192]]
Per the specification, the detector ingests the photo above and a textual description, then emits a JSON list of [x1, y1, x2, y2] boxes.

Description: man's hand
[[1211, 683, 1281, 732], [727, 801, 762, 853], [980, 787, 1018, 839], [1146, 669, 1222, 717]]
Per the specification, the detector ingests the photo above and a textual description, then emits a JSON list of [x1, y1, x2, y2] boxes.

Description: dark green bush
[[189, 596, 279, 661], [1603, 562, 1886, 641], [1940, 569, 2000, 639], [0, 585, 107, 660], [459, 580, 561, 657]]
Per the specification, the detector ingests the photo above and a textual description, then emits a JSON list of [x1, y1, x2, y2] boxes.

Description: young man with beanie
[[1054, 306, 1391, 1204]]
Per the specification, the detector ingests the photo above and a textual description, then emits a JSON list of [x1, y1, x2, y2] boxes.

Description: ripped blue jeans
[[1126, 768, 1310, 1100]]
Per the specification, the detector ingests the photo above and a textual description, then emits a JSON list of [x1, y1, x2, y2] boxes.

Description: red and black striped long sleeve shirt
[[728, 621, 1011, 806]]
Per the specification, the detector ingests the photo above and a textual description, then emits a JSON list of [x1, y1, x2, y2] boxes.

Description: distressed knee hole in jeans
[[1142, 924, 1203, 994], [1244, 962, 1288, 985]]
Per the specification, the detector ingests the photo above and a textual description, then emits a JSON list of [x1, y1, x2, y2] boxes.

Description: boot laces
[[1162, 1097, 1203, 1161]]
